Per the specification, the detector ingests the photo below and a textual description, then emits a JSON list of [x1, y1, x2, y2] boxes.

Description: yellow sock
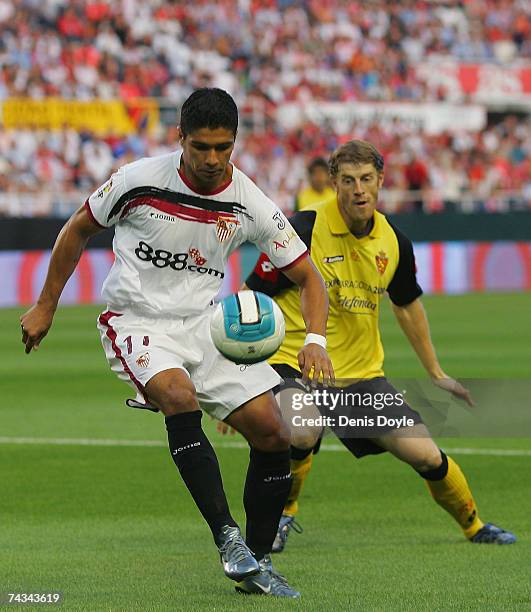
[[426, 455, 484, 538], [283, 453, 314, 517]]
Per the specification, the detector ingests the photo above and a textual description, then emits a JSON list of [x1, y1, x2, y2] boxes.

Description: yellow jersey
[[295, 186, 336, 211], [246, 198, 422, 379]]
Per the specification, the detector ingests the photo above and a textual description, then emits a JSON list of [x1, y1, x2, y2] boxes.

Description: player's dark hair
[[180, 88, 238, 137], [329, 140, 384, 177], [308, 157, 329, 174]]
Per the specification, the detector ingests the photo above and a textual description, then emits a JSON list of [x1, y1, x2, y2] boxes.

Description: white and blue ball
[[210, 290, 285, 364]]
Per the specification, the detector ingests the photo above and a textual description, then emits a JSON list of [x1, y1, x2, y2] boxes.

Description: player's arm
[[387, 222, 474, 406], [391, 298, 442, 376], [20, 205, 103, 354], [282, 254, 334, 385], [243, 255, 334, 385], [248, 207, 333, 384], [391, 299, 473, 406]]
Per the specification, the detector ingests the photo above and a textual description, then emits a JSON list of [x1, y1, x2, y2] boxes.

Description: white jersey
[[86, 152, 307, 317]]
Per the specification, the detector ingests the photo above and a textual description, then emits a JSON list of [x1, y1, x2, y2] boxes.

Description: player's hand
[[20, 303, 55, 354], [298, 344, 335, 387], [432, 376, 475, 407]]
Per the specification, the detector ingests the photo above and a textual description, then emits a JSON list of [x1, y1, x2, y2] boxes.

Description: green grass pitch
[[1, 293, 530, 611]]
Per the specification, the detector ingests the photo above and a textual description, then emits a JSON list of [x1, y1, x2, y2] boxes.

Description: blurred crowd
[[241, 114, 530, 213], [0, 0, 529, 216], [1, 113, 528, 217], [1, 0, 529, 102]]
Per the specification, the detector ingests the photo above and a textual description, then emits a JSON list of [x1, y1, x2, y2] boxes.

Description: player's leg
[[191, 320, 296, 562], [272, 379, 322, 552], [225, 391, 292, 561], [325, 376, 516, 544], [224, 391, 300, 597], [98, 312, 258, 581], [146, 369, 261, 578], [277, 384, 321, 518], [191, 315, 300, 596], [146, 370, 238, 535], [373, 424, 516, 543]]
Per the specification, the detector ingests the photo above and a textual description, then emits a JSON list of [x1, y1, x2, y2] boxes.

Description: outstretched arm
[[20, 205, 103, 353], [392, 298, 474, 406]]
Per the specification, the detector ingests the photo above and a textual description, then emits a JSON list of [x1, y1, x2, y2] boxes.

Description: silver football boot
[[235, 555, 300, 598], [272, 514, 303, 553], [217, 525, 259, 581]]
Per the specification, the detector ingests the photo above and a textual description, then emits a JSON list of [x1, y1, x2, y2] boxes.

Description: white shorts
[[97, 307, 282, 421]]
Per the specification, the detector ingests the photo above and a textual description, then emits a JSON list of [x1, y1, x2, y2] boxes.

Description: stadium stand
[[0, 0, 529, 216]]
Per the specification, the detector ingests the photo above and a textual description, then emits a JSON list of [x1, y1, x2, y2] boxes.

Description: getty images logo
[[172, 442, 201, 455]]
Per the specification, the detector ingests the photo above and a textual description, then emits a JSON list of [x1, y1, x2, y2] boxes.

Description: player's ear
[[177, 126, 185, 144], [377, 172, 384, 189]]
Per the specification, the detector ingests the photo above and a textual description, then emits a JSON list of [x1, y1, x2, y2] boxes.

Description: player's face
[[309, 166, 329, 192], [179, 127, 235, 191], [333, 162, 383, 233]]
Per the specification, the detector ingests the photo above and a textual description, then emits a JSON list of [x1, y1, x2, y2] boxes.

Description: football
[[210, 290, 285, 364]]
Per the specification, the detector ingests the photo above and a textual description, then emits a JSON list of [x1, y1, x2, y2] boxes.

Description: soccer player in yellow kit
[[294, 157, 336, 211], [245, 140, 516, 551]]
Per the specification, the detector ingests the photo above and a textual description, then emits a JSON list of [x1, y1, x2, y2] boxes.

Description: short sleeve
[[251, 198, 308, 271], [85, 166, 128, 228], [387, 223, 423, 306], [246, 210, 317, 297]]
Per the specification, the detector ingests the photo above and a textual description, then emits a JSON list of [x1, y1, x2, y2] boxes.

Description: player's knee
[[156, 384, 199, 416], [290, 429, 319, 451], [251, 418, 291, 452], [411, 447, 443, 473]]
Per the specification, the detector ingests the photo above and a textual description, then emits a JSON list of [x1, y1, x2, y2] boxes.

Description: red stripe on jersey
[[98, 311, 146, 398], [277, 250, 308, 271], [84, 200, 106, 228], [120, 196, 237, 225]]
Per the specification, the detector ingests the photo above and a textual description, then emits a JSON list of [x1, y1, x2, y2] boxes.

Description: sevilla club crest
[[216, 216, 240, 242], [136, 352, 150, 368], [375, 250, 388, 275]]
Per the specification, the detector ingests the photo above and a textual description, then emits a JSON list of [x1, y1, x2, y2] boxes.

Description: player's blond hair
[[329, 140, 384, 177]]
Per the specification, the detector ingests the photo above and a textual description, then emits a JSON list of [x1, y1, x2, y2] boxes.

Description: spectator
[[404, 153, 430, 212], [294, 158, 336, 211]]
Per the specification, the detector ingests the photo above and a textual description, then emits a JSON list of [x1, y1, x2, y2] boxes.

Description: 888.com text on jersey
[[134, 240, 224, 278]]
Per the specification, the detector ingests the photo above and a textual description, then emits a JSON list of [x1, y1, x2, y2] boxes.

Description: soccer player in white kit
[[20, 88, 334, 598]]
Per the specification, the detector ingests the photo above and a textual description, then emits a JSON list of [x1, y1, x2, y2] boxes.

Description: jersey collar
[[176, 153, 233, 196], [326, 198, 382, 239]]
